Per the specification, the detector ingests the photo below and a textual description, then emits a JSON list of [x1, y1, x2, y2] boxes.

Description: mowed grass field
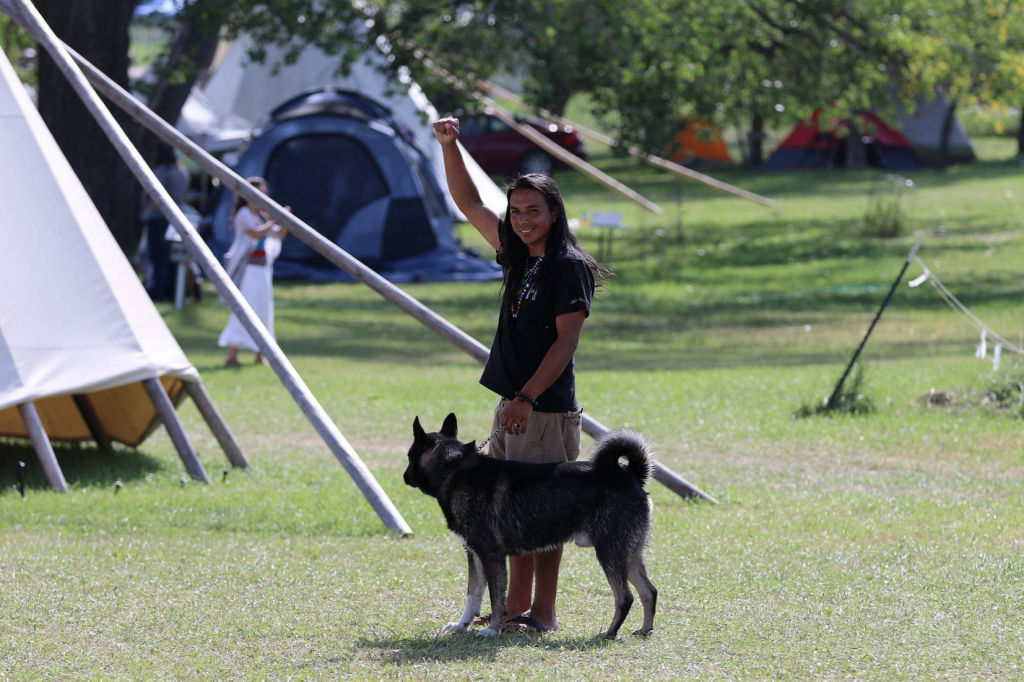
[[3, 141, 1024, 680]]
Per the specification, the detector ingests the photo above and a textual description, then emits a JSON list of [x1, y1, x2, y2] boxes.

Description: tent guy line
[[4, 8, 716, 504], [910, 257, 1024, 368]]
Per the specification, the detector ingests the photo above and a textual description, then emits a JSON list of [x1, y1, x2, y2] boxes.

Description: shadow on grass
[[354, 628, 615, 665], [159, 159, 1024, 373], [0, 440, 165, 495], [559, 156, 1021, 202], [168, 287, 1007, 373]]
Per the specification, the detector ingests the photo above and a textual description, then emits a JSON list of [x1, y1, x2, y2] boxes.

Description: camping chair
[[580, 211, 629, 266]]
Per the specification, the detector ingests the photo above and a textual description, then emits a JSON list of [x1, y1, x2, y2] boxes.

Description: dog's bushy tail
[[590, 430, 653, 486]]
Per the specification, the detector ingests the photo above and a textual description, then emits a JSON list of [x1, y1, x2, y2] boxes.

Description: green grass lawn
[[3, 154, 1024, 680]]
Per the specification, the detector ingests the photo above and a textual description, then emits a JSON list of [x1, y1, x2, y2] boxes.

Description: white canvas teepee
[[178, 36, 508, 219], [0, 49, 198, 447]]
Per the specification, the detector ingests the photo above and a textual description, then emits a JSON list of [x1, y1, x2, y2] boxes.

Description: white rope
[[912, 257, 1024, 357]]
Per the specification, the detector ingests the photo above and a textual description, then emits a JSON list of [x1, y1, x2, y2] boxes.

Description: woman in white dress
[[218, 177, 287, 366]]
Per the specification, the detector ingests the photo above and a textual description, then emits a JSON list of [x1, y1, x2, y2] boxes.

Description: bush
[[961, 360, 1024, 417], [796, 364, 874, 418], [862, 175, 911, 239]]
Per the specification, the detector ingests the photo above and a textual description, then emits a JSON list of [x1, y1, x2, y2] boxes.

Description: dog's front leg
[[443, 550, 486, 633], [476, 554, 508, 637]]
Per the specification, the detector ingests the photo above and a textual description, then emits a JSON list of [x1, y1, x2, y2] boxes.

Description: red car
[[457, 112, 588, 177]]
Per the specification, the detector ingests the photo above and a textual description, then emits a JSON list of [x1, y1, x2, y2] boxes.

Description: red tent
[[762, 109, 925, 171]]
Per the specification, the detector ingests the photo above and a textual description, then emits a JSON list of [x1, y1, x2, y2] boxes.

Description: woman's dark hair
[[231, 176, 268, 218], [155, 143, 176, 167], [498, 173, 607, 316]]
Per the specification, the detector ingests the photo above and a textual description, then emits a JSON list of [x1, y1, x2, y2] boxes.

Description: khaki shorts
[[488, 397, 583, 463]]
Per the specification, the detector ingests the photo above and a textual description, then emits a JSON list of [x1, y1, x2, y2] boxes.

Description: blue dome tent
[[209, 88, 501, 282]]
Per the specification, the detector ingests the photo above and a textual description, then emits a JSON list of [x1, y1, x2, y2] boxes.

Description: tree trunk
[[138, 19, 220, 166], [1017, 106, 1024, 157], [548, 87, 573, 118], [845, 124, 866, 168], [35, 0, 142, 253], [747, 111, 764, 168], [936, 99, 957, 170]]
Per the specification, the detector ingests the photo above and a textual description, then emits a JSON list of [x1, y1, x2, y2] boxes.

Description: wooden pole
[[183, 381, 250, 469], [9, 0, 412, 533], [480, 80, 775, 208], [143, 378, 211, 483], [72, 394, 112, 450], [17, 402, 68, 492], [826, 237, 924, 411], [482, 80, 620, 147], [628, 150, 775, 207], [409, 50, 662, 214], [479, 95, 664, 214], [12, 23, 715, 505]]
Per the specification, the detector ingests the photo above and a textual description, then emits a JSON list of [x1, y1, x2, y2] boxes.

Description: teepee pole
[[183, 381, 250, 469], [479, 80, 775, 208], [0, 6, 715, 504], [407, 48, 663, 215], [9, 0, 412, 533], [17, 402, 68, 492], [399, 34, 770, 208], [478, 93, 663, 214], [29, 30, 716, 504], [143, 378, 210, 483], [72, 394, 112, 450]]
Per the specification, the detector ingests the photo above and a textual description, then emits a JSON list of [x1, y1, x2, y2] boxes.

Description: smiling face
[[509, 188, 556, 256]]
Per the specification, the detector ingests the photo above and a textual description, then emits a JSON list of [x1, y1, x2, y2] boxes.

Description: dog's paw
[[631, 627, 653, 638], [442, 622, 469, 634], [476, 627, 501, 638]]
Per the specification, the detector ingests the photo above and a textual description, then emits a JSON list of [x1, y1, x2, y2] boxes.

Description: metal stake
[[826, 237, 924, 410]]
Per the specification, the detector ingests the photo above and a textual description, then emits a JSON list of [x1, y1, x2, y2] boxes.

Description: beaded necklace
[[510, 255, 545, 319]]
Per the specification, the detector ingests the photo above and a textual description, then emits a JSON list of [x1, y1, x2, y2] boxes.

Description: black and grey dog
[[404, 413, 658, 638]]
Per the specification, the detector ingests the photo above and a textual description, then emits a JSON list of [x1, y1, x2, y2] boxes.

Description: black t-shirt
[[479, 248, 596, 412]]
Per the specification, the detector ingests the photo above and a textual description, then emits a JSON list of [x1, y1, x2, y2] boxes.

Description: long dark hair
[[231, 176, 269, 219], [498, 173, 607, 316]]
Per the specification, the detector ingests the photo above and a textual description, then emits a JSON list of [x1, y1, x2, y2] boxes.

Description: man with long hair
[[433, 116, 605, 632]]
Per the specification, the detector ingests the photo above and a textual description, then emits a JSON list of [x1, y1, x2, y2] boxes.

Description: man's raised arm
[[433, 117, 502, 251]]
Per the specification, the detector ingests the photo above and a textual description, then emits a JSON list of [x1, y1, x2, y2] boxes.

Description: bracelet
[[515, 390, 539, 408]]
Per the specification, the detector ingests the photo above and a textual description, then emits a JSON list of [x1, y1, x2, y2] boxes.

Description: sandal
[[501, 614, 548, 633]]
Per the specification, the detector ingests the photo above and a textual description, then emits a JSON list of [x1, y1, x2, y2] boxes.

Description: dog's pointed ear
[[413, 416, 426, 441], [440, 413, 458, 438], [445, 441, 476, 463]]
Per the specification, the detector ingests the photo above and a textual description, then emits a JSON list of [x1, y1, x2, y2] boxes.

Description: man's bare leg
[[477, 554, 533, 626], [506, 554, 534, 618], [527, 546, 563, 630]]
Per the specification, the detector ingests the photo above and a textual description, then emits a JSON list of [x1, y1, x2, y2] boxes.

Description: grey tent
[[210, 88, 500, 282], [894, 95, 976, 165]]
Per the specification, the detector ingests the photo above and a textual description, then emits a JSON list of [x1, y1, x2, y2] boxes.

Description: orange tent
[[668, 119, 732, 165]]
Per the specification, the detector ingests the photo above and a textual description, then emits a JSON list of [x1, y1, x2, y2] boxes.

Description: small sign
[[169, 241, 190, 265], [579, 211, 628, 230]]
